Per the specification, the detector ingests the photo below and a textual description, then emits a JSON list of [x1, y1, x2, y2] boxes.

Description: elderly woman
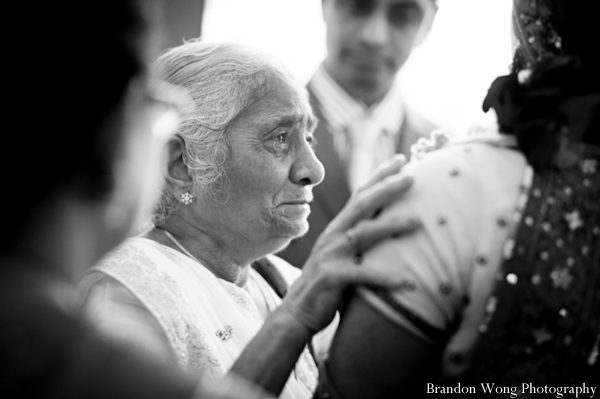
[[79, 40, 417, 398], [1, 1, 276, 397]]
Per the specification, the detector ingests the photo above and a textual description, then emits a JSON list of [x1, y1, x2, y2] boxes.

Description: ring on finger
[[345, 229, 363, 264], [345, 229, 359, 253]]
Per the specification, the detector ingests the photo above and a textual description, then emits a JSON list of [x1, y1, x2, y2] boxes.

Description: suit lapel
[[308, 88, 432, 219], [396, 114, 414, 159], [397, 107, 435, 158], [309, 89, 352, 219]]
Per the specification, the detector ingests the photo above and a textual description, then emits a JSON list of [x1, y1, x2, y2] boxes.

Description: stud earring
[[180, 192, 194, 205]]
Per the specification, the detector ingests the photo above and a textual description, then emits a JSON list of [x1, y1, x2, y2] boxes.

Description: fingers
[[335, 260, 406, 290], [357, 154, 407, 193], [343, 229, 362, 255], [336, 173, 414, 231], [348, 216, 420, 254], [352, 267, 406, 290]]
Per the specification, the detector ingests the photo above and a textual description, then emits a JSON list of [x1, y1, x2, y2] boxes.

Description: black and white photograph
[[1, 0, 598, 398]]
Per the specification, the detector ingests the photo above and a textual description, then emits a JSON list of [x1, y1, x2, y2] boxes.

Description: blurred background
[[159, 0, 513, 136]]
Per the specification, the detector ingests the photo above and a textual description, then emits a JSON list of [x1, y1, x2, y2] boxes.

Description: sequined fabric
[[512, 0, 563, 71], [465, 138, 600, 389]]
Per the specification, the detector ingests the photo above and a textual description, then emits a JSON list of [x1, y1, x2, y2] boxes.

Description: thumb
[[342, 265, 406, 290]]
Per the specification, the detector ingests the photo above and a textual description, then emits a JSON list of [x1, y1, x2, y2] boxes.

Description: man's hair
[[151, 41, 297, 226]]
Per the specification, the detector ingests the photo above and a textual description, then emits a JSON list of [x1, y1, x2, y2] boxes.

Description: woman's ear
[[165, 135, 195, 196]]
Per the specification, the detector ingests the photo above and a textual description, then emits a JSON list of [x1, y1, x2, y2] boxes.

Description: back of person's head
[[485, 0, 599, 169], [3, 1, 147, 254]]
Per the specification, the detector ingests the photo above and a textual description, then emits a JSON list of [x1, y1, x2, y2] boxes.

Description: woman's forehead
[[251, 79, 315, 127]]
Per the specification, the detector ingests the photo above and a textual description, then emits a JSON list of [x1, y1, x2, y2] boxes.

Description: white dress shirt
[[309, 64, 406, 190]]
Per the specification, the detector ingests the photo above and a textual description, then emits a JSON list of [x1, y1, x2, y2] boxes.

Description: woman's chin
[[283, 218, 309, 238], [269, 219, 309, 252]]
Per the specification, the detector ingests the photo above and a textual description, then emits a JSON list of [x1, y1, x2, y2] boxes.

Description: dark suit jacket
[[279, 87, 436, 268]]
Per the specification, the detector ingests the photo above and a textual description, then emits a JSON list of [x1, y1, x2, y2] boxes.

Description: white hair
[[151, 40, 295, 226]]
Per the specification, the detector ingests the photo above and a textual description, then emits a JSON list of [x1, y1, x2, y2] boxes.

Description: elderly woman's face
[[197, 78, 325, 258]]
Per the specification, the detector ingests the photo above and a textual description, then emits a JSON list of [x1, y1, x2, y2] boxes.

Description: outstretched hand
[[229, 155, 419, 396], [279, 154, 420, 336]]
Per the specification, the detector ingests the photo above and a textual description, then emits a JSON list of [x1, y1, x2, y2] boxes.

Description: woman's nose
[[290, 140, 325, 187]]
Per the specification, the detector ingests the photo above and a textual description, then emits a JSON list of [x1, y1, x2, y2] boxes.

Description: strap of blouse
[[251, 257, 288, 299]]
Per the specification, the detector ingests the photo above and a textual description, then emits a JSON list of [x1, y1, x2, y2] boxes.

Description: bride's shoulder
[[409, 127, 521, 174], [410, 110, 519, 162], [402, 127, 526, 200]]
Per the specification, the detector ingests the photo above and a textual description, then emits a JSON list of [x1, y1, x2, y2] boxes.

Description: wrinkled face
[[323, 0, 435, 97], [195, 78, 325, 259]]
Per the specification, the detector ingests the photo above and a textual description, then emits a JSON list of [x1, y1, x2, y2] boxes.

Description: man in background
[[156, 0, 205, 49], [281, 0, 438, 266]]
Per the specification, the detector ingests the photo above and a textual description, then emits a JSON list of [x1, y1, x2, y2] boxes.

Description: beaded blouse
[[462, 134, 600, 388]]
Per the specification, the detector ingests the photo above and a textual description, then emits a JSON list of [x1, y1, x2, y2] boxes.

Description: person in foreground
[[77, 39, 419, 398], [315, 0, 600, 397], [0, 2, 418, 398], [0, 2, 203, 397]]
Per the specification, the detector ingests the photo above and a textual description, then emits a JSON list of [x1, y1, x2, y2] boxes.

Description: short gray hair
[[151, 40, 293, 226]]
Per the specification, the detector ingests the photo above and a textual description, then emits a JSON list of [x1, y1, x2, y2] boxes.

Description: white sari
[[79, 237, 316, 398]]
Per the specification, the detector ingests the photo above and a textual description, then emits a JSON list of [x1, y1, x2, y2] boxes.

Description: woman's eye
[[269, 129, 290, 154]]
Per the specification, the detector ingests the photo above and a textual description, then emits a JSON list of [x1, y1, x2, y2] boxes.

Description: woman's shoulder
[[110, 236, 164, 253], [83, 237, 185, 299], [409, 112, 521, 165], [94, 237, 171, 269], [412, 128, 520, 161], [357, 127, 531, 335], [405, 128, 526, 197]]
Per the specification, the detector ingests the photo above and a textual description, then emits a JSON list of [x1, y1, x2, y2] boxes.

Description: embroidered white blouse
[[79, 237, 319, 398]]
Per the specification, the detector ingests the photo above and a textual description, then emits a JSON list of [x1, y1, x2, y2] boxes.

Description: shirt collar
[[309, 63, 405, 135]]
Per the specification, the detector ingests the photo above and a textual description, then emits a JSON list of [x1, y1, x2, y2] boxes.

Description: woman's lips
[[277, 202, 311, 219]]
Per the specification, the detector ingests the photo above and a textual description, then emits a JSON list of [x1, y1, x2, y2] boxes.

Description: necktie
[[347, 117, 383, 191]]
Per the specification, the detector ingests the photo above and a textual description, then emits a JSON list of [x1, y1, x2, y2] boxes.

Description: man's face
[[323, 0, 436, 98]]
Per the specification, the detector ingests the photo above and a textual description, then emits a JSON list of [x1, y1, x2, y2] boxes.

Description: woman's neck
[[144, 223, 251, 286]]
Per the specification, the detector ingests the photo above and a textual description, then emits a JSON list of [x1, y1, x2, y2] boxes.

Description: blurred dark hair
[[3, 1, 147, 253], [483, 0, 600, 170]]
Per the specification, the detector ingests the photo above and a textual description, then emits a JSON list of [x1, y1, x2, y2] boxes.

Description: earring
[[180, 192, 194, 205]]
